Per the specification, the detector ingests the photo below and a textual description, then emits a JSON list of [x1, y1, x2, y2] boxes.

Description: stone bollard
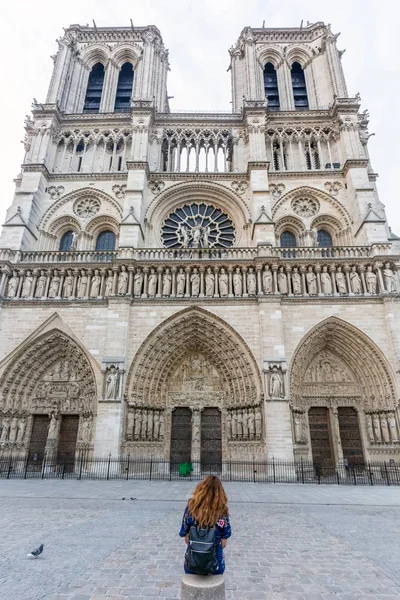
[[181, 574, 225, 600]]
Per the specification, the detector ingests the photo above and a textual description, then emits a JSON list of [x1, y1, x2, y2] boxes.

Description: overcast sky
[[0, 0, 398, 234]]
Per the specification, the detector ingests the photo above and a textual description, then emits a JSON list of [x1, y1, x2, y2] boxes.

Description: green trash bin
[[178, 462, 193, 477]]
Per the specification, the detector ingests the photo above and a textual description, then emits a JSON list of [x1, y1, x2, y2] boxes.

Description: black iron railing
[[1, 455, 400, 485]]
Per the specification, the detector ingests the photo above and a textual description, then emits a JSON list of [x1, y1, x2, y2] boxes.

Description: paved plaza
[[0, 481, 400, 599]]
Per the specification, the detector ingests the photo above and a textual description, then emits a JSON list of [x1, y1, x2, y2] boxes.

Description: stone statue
[[269, 366, 283, 398], [350, 266, 361, 294], [191, 268, 200, 296], [47, 413, 58, 439], [177, 268, 185, 297], [81, 416, 93, 442], [236, 410, 243, 437], [17, 417, 27, 442], [147, 410, 154, 439], [242, 409, 248, 438], [117, 266, 128, 294], [292, 267, 301, 295], [255, 408, 262, 438], [134, 409, 142, 439], [388, 413, 399, 443], [134, 269, 143, 297], [9, 417, 19, 442], [226, 412, 232, 438], [105, 270, 113, 297], [205, 268, 215, 297], [263, 265, 273, 294], [233, 268, 242, 296], [192, 224, 202, 248], [105, 367, 119, 399], [192, 411, 200, 443], [153, 411, 160, 439], [77, 270, 88, 298], [70, 231, 78, 250], [306, 266, 317, 295], [335, 267, 347, 294], [6, 271, 19, 298], [202, 226, 211, 248], [248, 409, 255, 438], [148, 268, 157, 296], [321, 266, 332, 295], [294, 412, 307, 444], [277, 267, 287, 294], [35, 271, 47, 298], [366, 414, 374, 443], [21, 271, 34, 298], [162, 268, 172, 296], [126, 411, 134, 438], [231, 412, 237, 437], [247, 268, 257, 295], [140, 410, 147, 439], [90, 270, 101, 298], [159, 413, 165, 439], [365, 265, 377, 294], [219, 268, 228, 297], [179, 225, 190, 248], [383, 263, 396, 292], [0, 417, 11, 441], [380, 413, 390, 443], [48, 270, 61, 298], [372, 413, 382, 442]]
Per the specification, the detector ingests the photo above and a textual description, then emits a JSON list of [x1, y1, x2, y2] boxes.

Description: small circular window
[[161, 203, 235, 249]]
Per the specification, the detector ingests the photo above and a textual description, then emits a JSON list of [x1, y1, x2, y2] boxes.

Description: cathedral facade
[[0, 21, 399, 471]]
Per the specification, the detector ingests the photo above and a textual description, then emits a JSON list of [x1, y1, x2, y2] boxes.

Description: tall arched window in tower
[[291, 62, 309, 110], [114, 63, 134, 112], [59, 230, 75, 251], [83, 63, 105, 113], [95, 230, 116, 251], [264, 63, 280, 110]]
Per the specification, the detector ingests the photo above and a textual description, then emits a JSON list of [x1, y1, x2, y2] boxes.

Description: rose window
[[161, 203, 235, 248], [73, 197, 101, 219], [291, 197, 319, 218]]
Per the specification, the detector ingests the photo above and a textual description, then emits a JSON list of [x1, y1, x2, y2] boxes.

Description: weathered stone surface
[[181, 575, 225, 600]]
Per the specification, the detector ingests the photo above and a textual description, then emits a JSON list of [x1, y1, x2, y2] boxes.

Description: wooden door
[[57, 415, 79, 470], [28, 415, 50, 463], [338, 407, 364, 466], [201, 408, 222, 472], [170, 408, 192, 465], [308, 407, 334, 473]]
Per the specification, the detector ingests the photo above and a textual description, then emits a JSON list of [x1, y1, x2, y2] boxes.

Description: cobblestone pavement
[[1, 481, 400, 599]]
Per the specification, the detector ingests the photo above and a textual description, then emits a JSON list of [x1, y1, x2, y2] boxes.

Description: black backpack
[[185, 524, 218, 575]]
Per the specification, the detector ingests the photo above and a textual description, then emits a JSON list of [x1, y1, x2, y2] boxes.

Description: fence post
[[336, 469, 340, 485], [7, 455, 13, 479], [149, 456, 153, 481], [301, 457, 305, 484], [78, 454, 84, 480], [229, 461, 232, 482], [24, 455, 29, 479], [253, 457, 256, 483], [106, 453, 111, 481], [368, 462, 373, 485], [62, 459, 66, 480], [41, 453, 47, 479], [272, 457, 276, 484], [126, 454, 130, 480], [384, 461, 390, 486]]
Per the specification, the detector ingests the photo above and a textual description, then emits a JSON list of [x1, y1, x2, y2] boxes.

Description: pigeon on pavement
[[27, 544, 44, 558]]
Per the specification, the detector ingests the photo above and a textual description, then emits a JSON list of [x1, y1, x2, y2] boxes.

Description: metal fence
[[1, 455, 400, 485]]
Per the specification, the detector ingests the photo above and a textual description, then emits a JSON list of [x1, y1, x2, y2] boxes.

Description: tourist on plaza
[[179, 475, 231, 575]]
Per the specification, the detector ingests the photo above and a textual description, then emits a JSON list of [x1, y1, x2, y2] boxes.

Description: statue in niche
[[141, 410, 148, 439], [203, 226, 211, 248], [192, 410, 200, 444], [233, 267, 242, 296], [383, 263, 396, 292], [134, 409, 142, 439], [331, 408, 342, 447], [191, 268, 200, 296], [47, 412, 59, 440], [219, 268, 228, 297], [248, 409, 255, 438], [306, 266, 317, 295], [388, 413, 399, 443], [176, 268, 185, 297], [35, 270, 47, 298], [231, 411, 237, 438], [226, 412, 232, 438], [269, 366, 283, 398], [48, 270, 61, 298], [178, 224, 190, 248], [1, 417, 11, 441], [380, 413, 390, 443], [335, 266, 347, 294], [147, 410, 154, 439], [205, 268, 215, 297], [365, 265, 377, 294], [134, 268, 143, 297], [7, 271, 19, 298], [242, 409, 249, 438], [263, 265, 273, 294], [366, 414, 374, 443], [105, 366, 119, 399], [350, 266, 361, 294], [372, 413, 382, 442], [9, 417, 19, 442], [321, 266, 332, 295], [77, 270, 88, 298], [126, 411, 134, 438], [17, 416, 27, 442], [255, 408, 262, 438], [294, 412, 307, 444], [236, 410, 243, 437], [162, 268, 172, 296], [21, 271, 34, 298], [247, 268, 256, 295], [147, 268, 157, 296], [117, 266, 128, 294], [192, 224, 202, 248], [105, 270, 113, 297], [159, 412, 165, 439], [153, 411, 160, 439], [292, 267, 301, 295], [90, 270, 101, 298], [277, 267, 287, 294], [80, 415, 93, 442]]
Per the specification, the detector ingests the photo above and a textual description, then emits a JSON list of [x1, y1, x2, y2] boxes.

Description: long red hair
[[187, 475, 229, 528]]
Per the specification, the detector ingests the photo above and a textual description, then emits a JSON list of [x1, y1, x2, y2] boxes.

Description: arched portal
[[124, 307, 264, 465], [0, 330, 97, 467], [290, 317, 399, 469]]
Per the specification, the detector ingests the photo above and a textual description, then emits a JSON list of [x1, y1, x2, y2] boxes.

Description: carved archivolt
[[126, 307, 263, 408], [290, 317, 397, 410]]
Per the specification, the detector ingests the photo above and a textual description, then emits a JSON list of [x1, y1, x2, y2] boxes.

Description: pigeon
[[27, 544, 44, 558], [130, 497, 137, 501]]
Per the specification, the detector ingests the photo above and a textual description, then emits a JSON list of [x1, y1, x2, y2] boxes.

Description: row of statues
[[0, 415, 27, 443], [126, 408, 165, 441], [4, 262, 397, 300], [226, 406, 263, 440], [366, 411, 399, 444]]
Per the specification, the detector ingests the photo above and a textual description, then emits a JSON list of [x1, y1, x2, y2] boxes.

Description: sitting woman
[[179, 475, 231, 575]]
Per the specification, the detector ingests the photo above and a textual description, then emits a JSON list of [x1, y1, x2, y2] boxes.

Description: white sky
[[0, 0, 398, 234]]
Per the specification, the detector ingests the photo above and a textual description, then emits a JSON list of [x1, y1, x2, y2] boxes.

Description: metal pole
[[107, 453, 111, 481], [126, 454, 130, 480]]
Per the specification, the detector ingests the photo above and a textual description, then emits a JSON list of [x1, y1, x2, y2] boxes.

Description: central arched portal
[[124, 308, 264, 466]]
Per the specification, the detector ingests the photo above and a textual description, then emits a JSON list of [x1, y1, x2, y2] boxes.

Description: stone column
[[315, 266, 322, 296], [331, 407, 344, 463], [214, 267, 219, 297], [241, 267, 248, 297], [171, 266, 177, 298], [181, 575, 225, 600], [85, 270, 92, 300], [286, 266, 292, 295], [359, 266, 367, 295], [72, 270, 79, 298], [227, 266, 233, 298], [100, 269, 106, 297], [142, 267, 149, 298], [199, 267, 205, 298], [56, 270, 65, 299], [128, 266, 134, 296], [16, 271, 24, 299], [0, 267, 10, 296], [300, 266, 308, 296], [272, 265, 279, 294], [256, 265, 263, 296], [185, 267, 191, 298], [112, 268, 119, 296], [344, 265, 353, 296], [330, 265, 337, 296], [156, 267, 163, 298], [376, 262, 385, 293]]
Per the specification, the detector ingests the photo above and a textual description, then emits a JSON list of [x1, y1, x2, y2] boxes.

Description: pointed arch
[[126, 307, 263, 407], [290, 317, 397, 410]]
